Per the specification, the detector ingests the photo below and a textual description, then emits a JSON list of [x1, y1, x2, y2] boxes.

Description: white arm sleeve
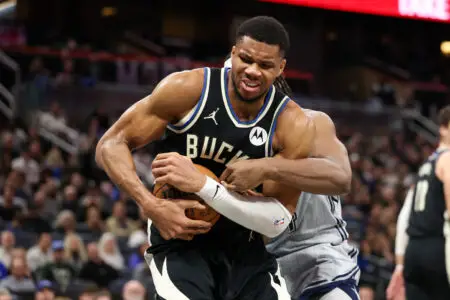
[[195, 176, 292, 238], [395, 189, 413, 256]]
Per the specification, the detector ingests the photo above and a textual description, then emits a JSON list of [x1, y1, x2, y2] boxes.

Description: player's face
[[440, 122, 450, 143], [231, 36, 286, 103]]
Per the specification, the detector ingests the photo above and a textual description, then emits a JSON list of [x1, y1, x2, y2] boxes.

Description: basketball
[[152, 164, 221, 225]]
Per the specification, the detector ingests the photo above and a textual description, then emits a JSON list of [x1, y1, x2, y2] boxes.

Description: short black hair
[[235, 16, 290, 56], [438, 105, 450, 127]]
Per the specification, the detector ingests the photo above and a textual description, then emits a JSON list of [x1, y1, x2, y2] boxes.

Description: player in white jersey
[[223, 58, 359, 299], [267, 192, 360, 300]]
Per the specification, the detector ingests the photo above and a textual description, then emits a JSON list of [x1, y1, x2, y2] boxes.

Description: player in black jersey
[[387, 105, 450, 300], [97, 16, 316, 300]]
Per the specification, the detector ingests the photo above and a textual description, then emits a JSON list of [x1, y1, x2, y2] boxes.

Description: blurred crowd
[[0, 102, 155, 299]]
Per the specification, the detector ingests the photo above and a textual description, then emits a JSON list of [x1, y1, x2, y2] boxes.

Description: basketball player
[[386, 105, 450, 300], [227, 58, 360, 300], [97, 16, 314, 299]]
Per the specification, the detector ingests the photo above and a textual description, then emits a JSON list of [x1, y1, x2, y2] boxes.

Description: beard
[[231, 73, 267, 103]]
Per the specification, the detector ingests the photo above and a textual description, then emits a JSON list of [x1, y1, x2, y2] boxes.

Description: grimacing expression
[[230, 36, 286, 103]]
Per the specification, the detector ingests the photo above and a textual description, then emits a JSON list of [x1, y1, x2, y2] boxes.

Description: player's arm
[[96, 69, 213, 239], [436, 151, 450, 222], [387, 188, 413, 299], [261, 101, 316, 212], [395, 188, 413, 266], [285, 110, 351, 195], [221, 109, 350, 195], [152, 153, 293, 238]]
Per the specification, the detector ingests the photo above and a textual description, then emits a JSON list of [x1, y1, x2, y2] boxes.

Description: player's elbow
[[95, 139, 107, 169], [334, 170, 351, 195]]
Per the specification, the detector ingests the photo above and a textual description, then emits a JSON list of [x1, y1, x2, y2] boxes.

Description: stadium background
[[0, 0, 449, 299]]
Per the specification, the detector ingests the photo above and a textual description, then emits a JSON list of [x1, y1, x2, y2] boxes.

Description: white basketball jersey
[[266, 192, 359, 298]]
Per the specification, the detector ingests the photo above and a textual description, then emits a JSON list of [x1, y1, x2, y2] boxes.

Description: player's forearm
[[196, 177, 291, 238], [264, 157, 351, 195], [395, 189, 412, 261], [444, 180, 450, 220], [395, 255, 404, 266], [96, 141, 156, 209]]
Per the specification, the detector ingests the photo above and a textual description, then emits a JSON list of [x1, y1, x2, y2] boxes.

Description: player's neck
[[227, 75, 266, 121]]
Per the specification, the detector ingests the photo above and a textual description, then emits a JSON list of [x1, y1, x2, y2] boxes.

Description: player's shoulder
[[437, 149, 450, 165], [277, 100, 308, 124], [149, 68, 206, 117], [303, 109, 336, 133], [154, 68, 205, 99], [274, 100, 314, 147], [435, 149, 450, 179], [277, 102, 334, 131]]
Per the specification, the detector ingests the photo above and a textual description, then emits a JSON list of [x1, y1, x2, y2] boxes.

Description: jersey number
[[414, 180, 429, 212]]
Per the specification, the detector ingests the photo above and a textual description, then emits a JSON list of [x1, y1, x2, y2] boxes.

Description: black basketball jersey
[[407, 149, 449, 238], [149, 67, 290, 251]]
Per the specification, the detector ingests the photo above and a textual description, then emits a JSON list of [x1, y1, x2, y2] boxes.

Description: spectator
[[0, 231, 15, 269], [54, 210, 77, 236], [36, 240, 77, 292], [6, 170, 30, 203], [78, 285, 99, 300], [0, 185, 25, 222], [10, 248, 26, 261], [64, 234, 88, 270], [106, 201, 137, 238], [128, 241, 148, 270], [122, 280, 146, 300], [93, 291, 111, 300], [35, 280, 56, 300], [26, 232, 52, 272], [25, 190, 52, 233], [98, 233, 124, 271], [11, 146, 40, 188], [132, 244, 154, 293], [359, 285, 375, 300], [0, 288, 12, 300], [44, 146, 65, 172], [0, 257, 35, 293], [82, 206, 105, 238], [78, 242, 119, 288], [60, 185, 79, 213]]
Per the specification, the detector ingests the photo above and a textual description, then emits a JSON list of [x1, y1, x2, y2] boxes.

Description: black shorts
[[404, 237, 450, 300], [145, 233, 291, 300]]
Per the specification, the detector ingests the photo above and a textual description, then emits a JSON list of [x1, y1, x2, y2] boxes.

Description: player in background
[[386, 105, 450, 300]]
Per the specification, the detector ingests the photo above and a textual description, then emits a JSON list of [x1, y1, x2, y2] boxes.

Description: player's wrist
[[195, 176, 219, 203], [259, 157, 278, 181], [192, 173, 207, 193], [395, 264, 404, 272]]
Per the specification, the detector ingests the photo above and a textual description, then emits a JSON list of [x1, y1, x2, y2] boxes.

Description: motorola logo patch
[[249, 126, 268, 146]]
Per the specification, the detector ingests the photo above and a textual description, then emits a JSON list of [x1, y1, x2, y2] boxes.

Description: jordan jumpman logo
[[204, 108, 219, 125]]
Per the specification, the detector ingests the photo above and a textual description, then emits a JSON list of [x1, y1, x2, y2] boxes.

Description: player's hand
[[152, 152, 206, 193], [220, 159, 268, 192], [148, 198, 212, 241], [386, 265, 405, 300]]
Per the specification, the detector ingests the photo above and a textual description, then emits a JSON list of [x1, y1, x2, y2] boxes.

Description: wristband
[[195, 176, 219, 203]]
